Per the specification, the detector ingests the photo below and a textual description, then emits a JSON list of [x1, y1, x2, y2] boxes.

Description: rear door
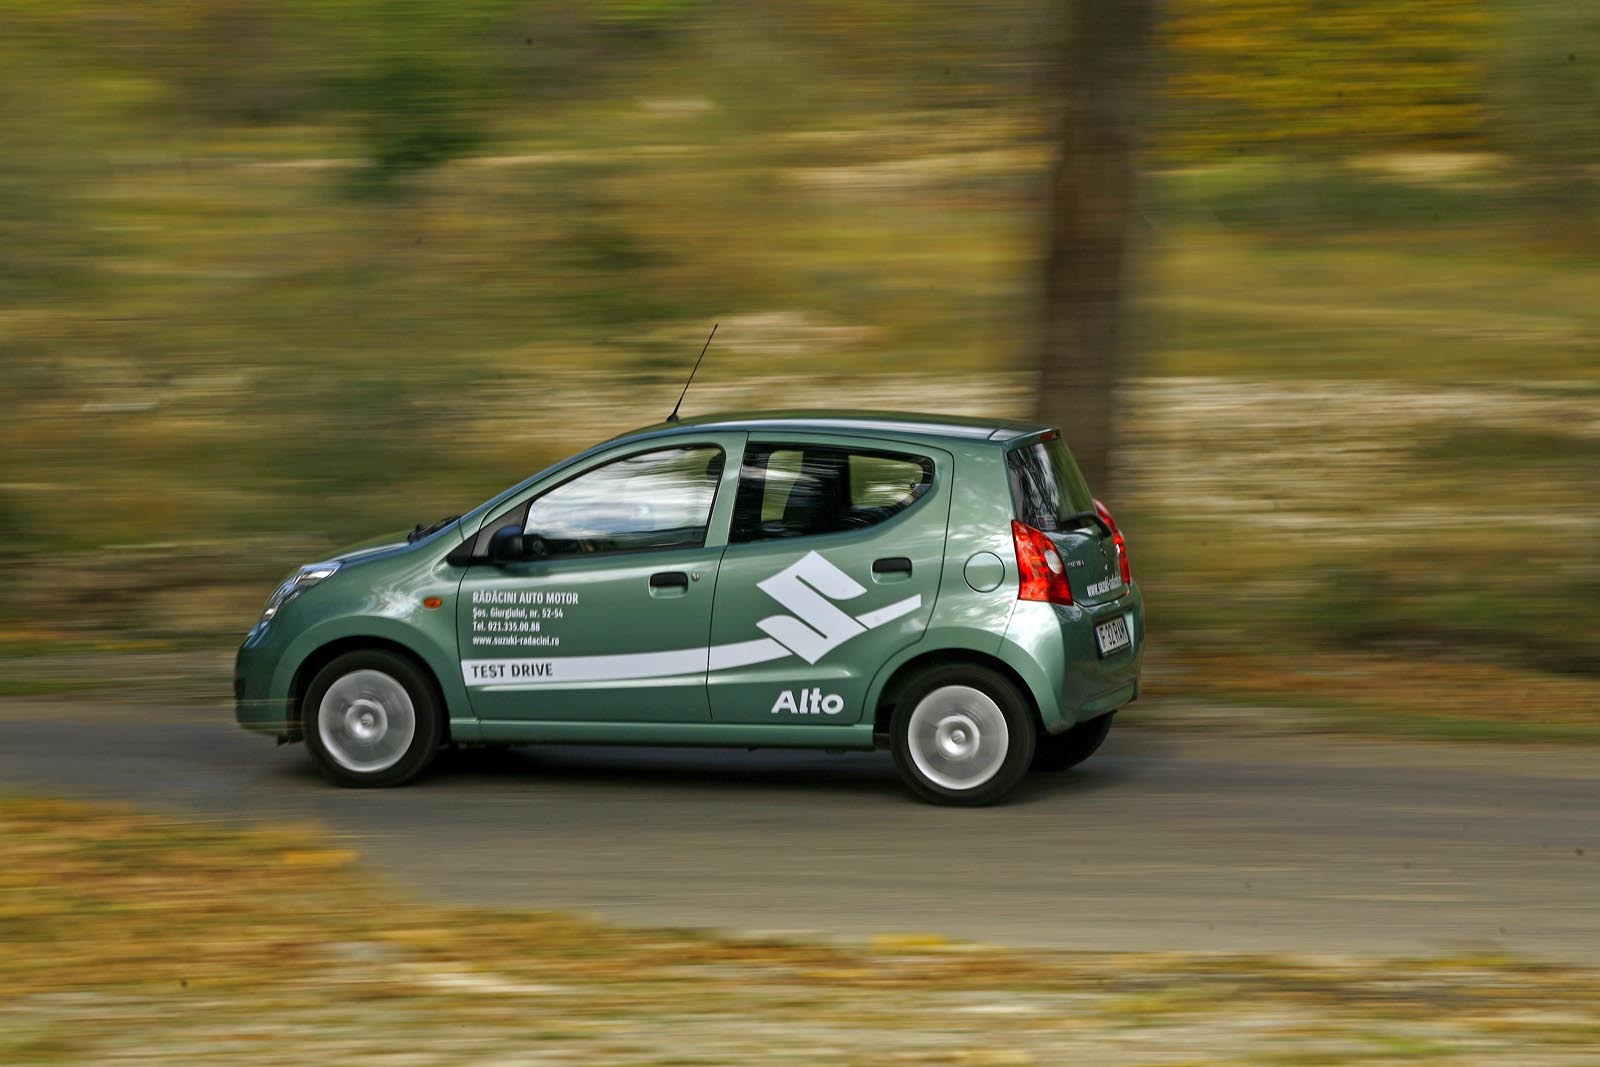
[[706, 434, 952, 725]]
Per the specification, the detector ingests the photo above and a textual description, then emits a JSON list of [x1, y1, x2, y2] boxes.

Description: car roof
[[611, 410, 1053, 447], [458, 410, 1056, 534]]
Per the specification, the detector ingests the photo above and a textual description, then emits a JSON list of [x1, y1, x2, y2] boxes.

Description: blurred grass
[[1, 796, 1597, 1063]]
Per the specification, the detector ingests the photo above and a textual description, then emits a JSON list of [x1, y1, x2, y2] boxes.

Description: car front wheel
[[891, 665, 1035, 806], [302, 650, 443, 787]]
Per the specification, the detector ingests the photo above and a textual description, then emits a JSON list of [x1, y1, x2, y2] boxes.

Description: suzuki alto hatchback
[[235, 412, 1143, 805]]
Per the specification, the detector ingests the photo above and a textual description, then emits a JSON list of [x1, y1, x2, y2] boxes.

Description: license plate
[[1095, 613, 1133, 657]]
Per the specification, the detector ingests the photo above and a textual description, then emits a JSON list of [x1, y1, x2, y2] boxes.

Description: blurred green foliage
[[1492, 0, 1600, 214], [0, 0, 1596, 705]]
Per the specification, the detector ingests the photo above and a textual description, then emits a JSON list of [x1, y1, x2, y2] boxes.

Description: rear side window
[[1007, 435, 1095, 532], [731, 443, 933, 543]]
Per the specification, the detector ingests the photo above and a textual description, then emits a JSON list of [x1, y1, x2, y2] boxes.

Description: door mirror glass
[[488, 525, 549, 565]]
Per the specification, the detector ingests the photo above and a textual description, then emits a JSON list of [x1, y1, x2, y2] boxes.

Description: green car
[[235, 412, 1143, 805]]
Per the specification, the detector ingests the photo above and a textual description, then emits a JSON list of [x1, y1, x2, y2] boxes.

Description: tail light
[[1094, 499, 1132, 586], [1012, 520, 1074, 605]]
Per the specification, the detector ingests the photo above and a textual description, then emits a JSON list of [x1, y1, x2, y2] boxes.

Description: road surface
[[1, 713, 1594, 961]]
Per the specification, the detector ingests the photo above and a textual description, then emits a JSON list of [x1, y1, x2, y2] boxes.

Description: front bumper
[[235, 622, 297, 739]]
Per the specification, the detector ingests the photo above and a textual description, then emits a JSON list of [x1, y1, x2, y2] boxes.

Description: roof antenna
[[666, 322, 717, 423]]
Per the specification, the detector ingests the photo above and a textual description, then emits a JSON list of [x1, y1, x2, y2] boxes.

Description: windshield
[[1006, 435, 1095, 532]]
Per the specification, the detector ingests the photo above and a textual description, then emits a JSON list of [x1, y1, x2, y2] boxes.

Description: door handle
[[649, 571, 690, 597], [872, 557, 912, 576]]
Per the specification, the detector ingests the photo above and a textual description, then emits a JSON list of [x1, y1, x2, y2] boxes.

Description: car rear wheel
[[302, 650, 443, 787], [1032, 711, 1114, 772], [891, 665, 1035, 806]]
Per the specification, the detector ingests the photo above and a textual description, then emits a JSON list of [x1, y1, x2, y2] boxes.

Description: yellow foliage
[[275, 848, 359, 869], [870, 932, 953, 951], [1159, 0, 1498, 157]]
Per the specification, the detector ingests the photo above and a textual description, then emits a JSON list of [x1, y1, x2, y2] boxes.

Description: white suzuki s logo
[[462, 551, 921, 689], [755, 552, 920, 664]]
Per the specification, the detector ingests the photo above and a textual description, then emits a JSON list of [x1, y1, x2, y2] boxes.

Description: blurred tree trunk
[[1034, 0, 1160, 498]]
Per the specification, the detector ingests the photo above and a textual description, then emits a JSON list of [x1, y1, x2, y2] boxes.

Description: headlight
[[260, 562, 341, 623]]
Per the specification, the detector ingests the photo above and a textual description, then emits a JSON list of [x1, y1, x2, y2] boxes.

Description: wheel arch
[[871, 647, 1041, 740], [290, 636, 454, 743]]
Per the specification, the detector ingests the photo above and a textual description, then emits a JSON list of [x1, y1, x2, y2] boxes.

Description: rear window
[[1006, 435, 1095, 532]]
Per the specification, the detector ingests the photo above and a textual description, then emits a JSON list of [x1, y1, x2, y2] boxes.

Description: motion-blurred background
[[2, 0, 1596, 733]]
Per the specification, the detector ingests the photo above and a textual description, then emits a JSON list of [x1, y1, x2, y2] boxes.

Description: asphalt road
[[2, 714, 1595, 962]]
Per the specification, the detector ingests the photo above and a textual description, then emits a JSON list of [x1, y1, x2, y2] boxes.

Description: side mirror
[[488, 525, 525, 565], [487, 524, 547, 565]]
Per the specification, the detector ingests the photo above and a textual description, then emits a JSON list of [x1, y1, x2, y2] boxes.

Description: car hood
[[323, 532, 416, 567]]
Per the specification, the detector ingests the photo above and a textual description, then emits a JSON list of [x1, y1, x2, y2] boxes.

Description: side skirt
[[473, 720, 878, 750]]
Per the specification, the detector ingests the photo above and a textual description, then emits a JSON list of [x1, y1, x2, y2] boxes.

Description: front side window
[[730, 443, 933, 543], [523, 446, 724, 556]]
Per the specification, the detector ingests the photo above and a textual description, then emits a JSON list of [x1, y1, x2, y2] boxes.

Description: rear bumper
[[999, 583, 1144, 733]]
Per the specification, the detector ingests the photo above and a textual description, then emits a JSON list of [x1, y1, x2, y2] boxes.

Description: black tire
[[1032, 711, 1114, 772], [302, 649, 444, 788], [890, 664, 1036, 806]]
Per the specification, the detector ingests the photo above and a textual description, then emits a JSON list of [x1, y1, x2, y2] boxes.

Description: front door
[[459, 438, 740, 723], [706, 436, 951, 725]]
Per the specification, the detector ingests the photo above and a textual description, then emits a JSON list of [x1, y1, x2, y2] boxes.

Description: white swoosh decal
[[462, 594, 921, 690], [465, 552, 923, 690]]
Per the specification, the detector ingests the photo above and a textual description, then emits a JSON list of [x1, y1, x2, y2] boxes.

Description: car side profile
[[235, 411, 1143, 805]]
